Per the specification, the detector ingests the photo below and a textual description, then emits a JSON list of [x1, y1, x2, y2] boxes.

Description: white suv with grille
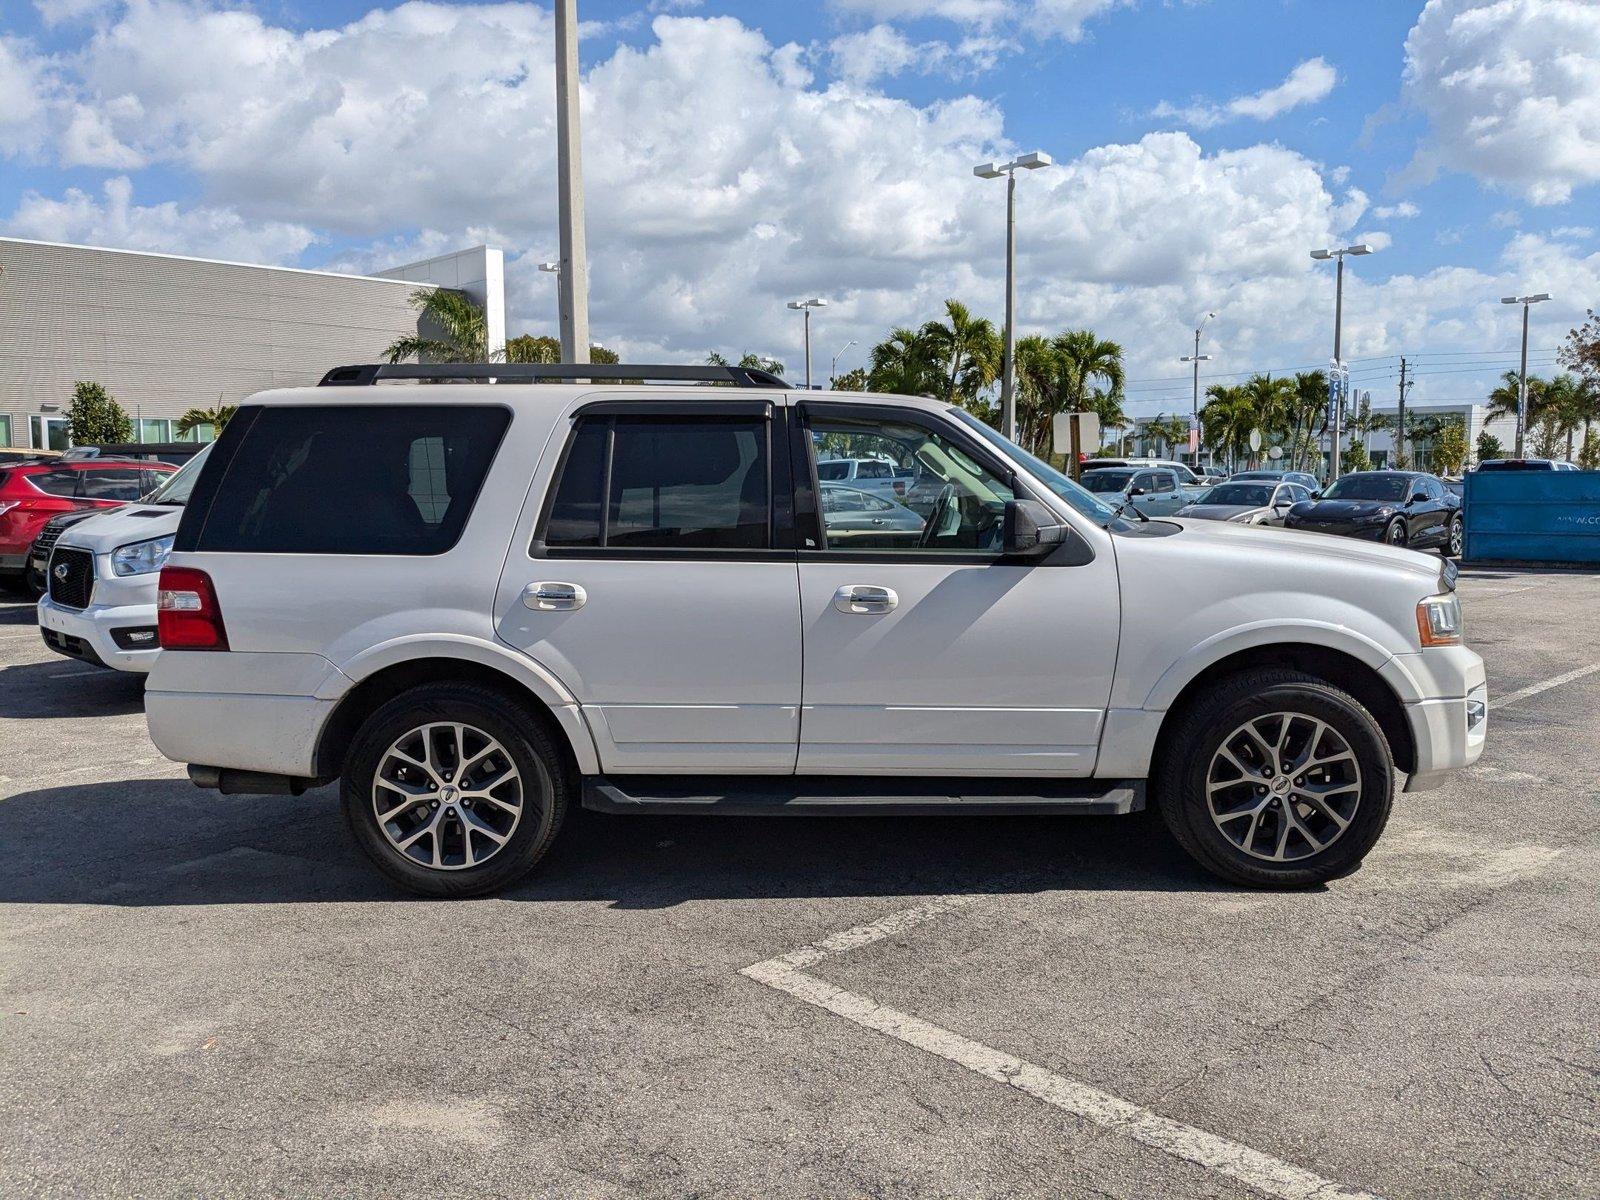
[[145, 363, 1487, 896]]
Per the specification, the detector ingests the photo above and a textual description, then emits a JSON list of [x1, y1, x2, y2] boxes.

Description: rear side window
[[80, 468, 148, 500], [542, 415, 770, 551], [195, 405, 510, 555], [29, 470, 82, 497]]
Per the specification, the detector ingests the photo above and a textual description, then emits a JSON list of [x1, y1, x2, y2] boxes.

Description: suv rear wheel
[[1154, 669, 1394, 887], [341, 683, 569, 897]]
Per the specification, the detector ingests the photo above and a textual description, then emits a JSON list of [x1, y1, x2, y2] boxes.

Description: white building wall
[[375, 246, 506, 358]]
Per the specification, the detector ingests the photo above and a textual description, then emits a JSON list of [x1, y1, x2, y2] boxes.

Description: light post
[[1501, 293, 1550, 457], [1310, 243, 1373, 480], [787, 298, 827, 389], [554, 0, 590, 364], [1180, 311, 1215, 466], [831, 339, 857, 386], [974, 151, 1052, 442]]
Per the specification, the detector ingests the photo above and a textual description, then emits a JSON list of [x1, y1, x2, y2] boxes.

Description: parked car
[[0, 449, 63, 466], [818, 483, 925, 545], [814, 456, 916, 502], [0, 458, 176, 587], [1190, 465, 1230, 485], [145, 362, 1485, 896], [1175, 480, 1314, 526], [63, 441, 210, 466], [1284, 470, 1463, 556], [35, 444, 211, 672], [1080, 466, 1202, 516], [1476, 458, 1577, 472], [1090, 458, 1205, 487], [1230, 469, 1324, 493], [26, 509, 100, 594]]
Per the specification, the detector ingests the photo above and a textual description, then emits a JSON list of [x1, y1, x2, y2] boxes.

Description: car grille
[[32, 522, 67, 561], [48, 547, 95, 610]]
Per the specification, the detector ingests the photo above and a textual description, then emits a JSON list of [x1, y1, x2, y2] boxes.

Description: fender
[[1140, 618, 1422, 712]]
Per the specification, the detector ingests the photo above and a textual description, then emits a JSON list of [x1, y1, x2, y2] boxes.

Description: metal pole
[[1000, 168, 1017, 442], [554, 0, 590, 365], [1516, 301, 1530, 457], [1330, 254, 1344, 481], [1397, 357, 1407, 467], [1191, 328, 1201, 464], [803, 308, 812, 390]]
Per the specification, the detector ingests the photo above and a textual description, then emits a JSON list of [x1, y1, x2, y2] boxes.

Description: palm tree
[[867, 328, 939, 396], [1238, 374, 1295, 464], [174, 404, 237, 439], [1053, 330, 1125, 415], [1540, 374, 1598, 461], [384, 288, 491, 363], [1085, 387, 1129, 455], [918, 300, 1000, 407], [1012, 334, 1061, 454], [1201, 384, 1255, 470], [707, 351, 785, 376], [1284, 371, 1328, 471], [1144, 414, 1189, 458]]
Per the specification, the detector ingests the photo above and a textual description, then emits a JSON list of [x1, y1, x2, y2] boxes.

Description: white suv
[[145, 363, 1487, 896]]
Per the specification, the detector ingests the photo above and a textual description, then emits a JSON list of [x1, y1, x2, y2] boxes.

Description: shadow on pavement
[[0, 660, 145, 719], [0, 775, 1244, 907]]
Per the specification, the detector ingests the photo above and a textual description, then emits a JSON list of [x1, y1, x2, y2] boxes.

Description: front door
[[496, 398, 803, 773], [793, 401, 1121, 776]]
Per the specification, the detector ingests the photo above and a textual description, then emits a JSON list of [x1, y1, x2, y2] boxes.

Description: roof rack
[[317, 363, 789, 389]]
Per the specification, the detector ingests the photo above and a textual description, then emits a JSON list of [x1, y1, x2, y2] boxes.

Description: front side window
[[806, 409, 1013, 553], [195, 405, 510, 554], [543, 414, 771, 551]]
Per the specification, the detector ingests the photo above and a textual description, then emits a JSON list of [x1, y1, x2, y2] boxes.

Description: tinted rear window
[[29, 470, 82, 497], [195, 405, 510, 554], [79, 467, 149, 500]]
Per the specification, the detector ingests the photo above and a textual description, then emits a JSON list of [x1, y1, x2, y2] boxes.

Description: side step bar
[[582, 775, 1144, 816]]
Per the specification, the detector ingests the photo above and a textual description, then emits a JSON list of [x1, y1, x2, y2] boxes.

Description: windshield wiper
[[1112, 498, 1150, 523]]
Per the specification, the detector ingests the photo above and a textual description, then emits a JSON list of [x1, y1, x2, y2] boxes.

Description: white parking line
[[1490, 661, 1600, 710], [742, 900, 1385, 1200]]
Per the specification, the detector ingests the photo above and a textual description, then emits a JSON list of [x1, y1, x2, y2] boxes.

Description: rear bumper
[[146, 689, 334, 777]]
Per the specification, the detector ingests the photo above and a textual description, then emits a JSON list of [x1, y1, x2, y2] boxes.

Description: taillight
[[157, 566, 229, 650]]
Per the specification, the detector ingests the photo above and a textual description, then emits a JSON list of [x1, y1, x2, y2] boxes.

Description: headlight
[[1354, 507, 1393, 524], [1416, 592, 1463, 647], [1227, 512, 1256, 523], [111, 534, 175, 577]]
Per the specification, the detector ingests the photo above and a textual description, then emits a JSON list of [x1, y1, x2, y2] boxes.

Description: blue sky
[[2, 0, 1596, 416]]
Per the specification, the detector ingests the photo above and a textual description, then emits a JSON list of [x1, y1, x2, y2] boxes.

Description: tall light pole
[[554, 0, 590, 364], [787, 298, 828, 389], [1310, 243, 1374, 479], [1501, 293, 1550, 457], [974, 151, 1052, 442], [1180, 311, 1215, 465], [831, 339, 857, 386]]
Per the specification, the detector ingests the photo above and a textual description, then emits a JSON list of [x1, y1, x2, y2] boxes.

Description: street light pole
[[554, 0, 590, 365], [831, 339, 857, 385], [787, 298, 828, 389], [1502, 293, 1550, 457], [1310, 243, 1374, 480], [974, 152, 1052, 442], [1180, 312, 1215, 466]]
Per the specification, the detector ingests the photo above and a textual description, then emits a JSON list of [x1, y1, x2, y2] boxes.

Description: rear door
[[496, 395, 803, 773]]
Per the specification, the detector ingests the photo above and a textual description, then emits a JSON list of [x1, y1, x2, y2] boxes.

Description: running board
[[582, 775, 1144, 816]]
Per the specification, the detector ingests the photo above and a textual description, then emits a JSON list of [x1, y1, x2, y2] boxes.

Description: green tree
[[1053, 330, 1125, 421], [1578, 427, 1600, 470], [867, 328, 940, 396], [174, 404, 237, 439], [830, 367, 868, 391], [918, 299, 1000, 407], [707, 350, 784, 376], [384, 288, 491, 363], [1344, 442, 1371, 473], [1476, 429, 1504, 464], [1284, 371, 1329, 471], [505, 335, 560, 363], [1201, 384, 1255, 470], [1559, 308, 1600, 383], [1144, 414, 1189, 457], [66, 381, 132, 445], [1236, 374, 1295, 467], [1431, 418, 1469, 476]]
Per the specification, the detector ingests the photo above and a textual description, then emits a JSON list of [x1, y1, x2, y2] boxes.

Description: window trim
[[530, 401, 793, 561]]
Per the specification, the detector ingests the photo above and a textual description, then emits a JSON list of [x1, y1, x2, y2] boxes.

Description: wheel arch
[[1150, 642, 1416, 779], [313, 643, 599, 781]]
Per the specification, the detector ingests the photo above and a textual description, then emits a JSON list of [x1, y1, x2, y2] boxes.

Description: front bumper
[[1284, 519, 1388, 541], [1394, 647, 1489, 791], [37, 592, 161, 673]]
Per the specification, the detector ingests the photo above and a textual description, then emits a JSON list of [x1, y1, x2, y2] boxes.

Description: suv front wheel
[[1154, 669, 1394, 888], [341, 683, 569, 897]]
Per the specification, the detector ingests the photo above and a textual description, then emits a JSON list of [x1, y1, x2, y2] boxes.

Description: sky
[[1, 0, 1597, 419]]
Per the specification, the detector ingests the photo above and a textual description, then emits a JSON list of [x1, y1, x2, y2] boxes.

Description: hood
[[1174, 504, 1262, 520], [55, 503, 181, 552], [1164, 515, 1442, 581], [1294, 499, 1395, 520]]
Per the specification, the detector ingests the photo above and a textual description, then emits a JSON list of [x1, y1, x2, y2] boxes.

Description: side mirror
[[1003, 499, 1069, 556], [1409, 491, 1427, 504], [1311, 490, 1322, 500], [1127, 485, 1147, 497]]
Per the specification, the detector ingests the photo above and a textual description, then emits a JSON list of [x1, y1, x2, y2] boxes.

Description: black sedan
[[1284, 470, 1463, 557]]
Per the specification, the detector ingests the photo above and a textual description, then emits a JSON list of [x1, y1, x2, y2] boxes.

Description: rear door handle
[[833, 584, 897, 614], [523, 581, 586, 611]]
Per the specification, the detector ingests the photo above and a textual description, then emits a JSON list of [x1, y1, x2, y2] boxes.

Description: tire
[[1153, 669, 1395, 888], [341, 683, 570, 897], [1383, 517, 1407, 547], [1441, 514, 1463, 559]]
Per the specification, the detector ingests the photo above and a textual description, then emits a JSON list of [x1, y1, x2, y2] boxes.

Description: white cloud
[[828, 24, 1004, 84], [1153, 57, 1337, 129], [1403, 0, 1600, 205], [1372, 201, 1420, 219], [0, 35, 52, 155], [7, 175, 319, 264], [829, 0, 1127, 42]]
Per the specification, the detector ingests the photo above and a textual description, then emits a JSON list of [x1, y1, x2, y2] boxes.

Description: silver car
[[1175, 480, 1313, 526], [818, 483, 926, 545]]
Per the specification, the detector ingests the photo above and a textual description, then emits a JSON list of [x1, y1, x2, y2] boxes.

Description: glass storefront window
[[138, 418, 170, 443], [0, 414, 11, 447]]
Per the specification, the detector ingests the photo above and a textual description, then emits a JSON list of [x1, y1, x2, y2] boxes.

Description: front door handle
[[523, 581, 586, 611], [834, 584, 897, 614]]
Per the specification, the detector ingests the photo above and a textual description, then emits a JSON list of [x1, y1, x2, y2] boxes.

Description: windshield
[[949, 411, 1118, 521], [144, 442, 215, 505], [1081, 470, 1134, 493], [1198, 483, 1273, 506], [1323, 474, 1408, 501]]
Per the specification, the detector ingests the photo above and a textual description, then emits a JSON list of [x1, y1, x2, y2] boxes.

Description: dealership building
[[0, 237, 506, 451]]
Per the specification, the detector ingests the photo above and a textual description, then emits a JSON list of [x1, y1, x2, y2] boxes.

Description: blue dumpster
[[1463, 470, 1600, 565]]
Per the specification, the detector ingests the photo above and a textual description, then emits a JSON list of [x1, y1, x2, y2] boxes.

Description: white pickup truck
[[144, 363, 1486, 897]]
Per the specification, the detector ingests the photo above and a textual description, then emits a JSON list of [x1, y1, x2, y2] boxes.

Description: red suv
[[0, 458, 176, 584]]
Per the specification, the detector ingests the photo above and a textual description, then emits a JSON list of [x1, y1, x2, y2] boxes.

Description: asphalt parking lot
[[2, 569, 1597, 1200]]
